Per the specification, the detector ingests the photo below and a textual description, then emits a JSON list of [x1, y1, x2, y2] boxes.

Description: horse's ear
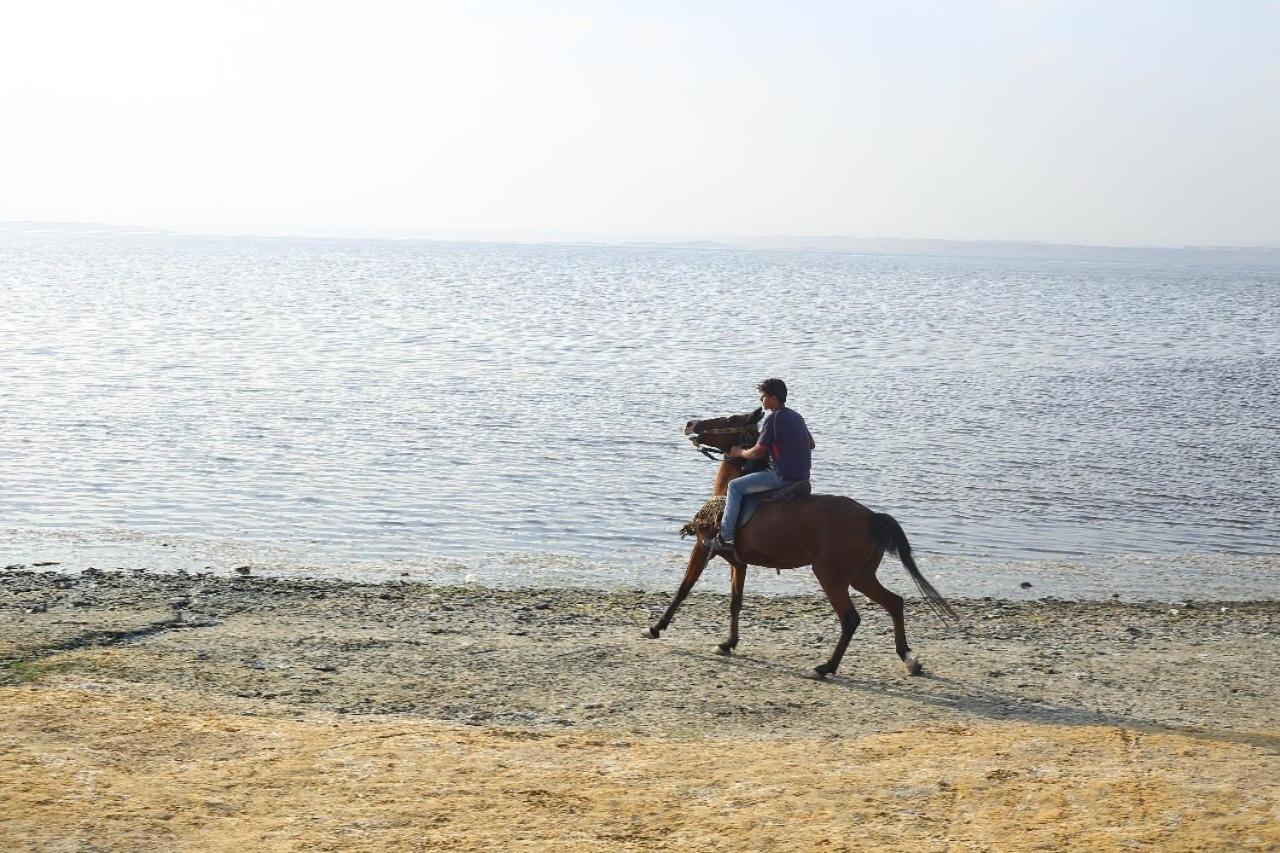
[[748, 407, 764, 423]]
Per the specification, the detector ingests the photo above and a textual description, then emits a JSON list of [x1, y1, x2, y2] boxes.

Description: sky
[[2, 1, 1278, 247]]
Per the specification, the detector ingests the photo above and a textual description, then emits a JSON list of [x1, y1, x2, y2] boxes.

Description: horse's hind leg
[[854, 575, 922, 675], [716, 559, 747, 655], [805, 565, 861, 680]]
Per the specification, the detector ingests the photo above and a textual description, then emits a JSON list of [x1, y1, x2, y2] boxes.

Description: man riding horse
[[710, 378, 816, 557], [661, 383, 957, 678]]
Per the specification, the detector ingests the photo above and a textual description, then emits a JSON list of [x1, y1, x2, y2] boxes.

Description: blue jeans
[[720, 469, 786, 540]]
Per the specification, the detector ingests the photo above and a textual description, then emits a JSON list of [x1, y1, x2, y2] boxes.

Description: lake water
[[3, 232, 1277, 600]]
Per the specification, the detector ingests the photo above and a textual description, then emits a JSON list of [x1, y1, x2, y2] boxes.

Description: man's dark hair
[[757, 378, 788, 405]]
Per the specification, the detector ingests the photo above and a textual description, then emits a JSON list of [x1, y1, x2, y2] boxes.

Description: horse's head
[[683, 407, 765, 453]]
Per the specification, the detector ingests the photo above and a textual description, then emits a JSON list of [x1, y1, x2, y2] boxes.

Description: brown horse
[[644, 408, 958, 679]]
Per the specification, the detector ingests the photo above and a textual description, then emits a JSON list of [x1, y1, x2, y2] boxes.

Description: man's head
[[757, 377, 787, 410]]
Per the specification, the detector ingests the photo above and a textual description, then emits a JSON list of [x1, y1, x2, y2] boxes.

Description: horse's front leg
[[716, 559, 747, 655], [645, 539, 712, 639]]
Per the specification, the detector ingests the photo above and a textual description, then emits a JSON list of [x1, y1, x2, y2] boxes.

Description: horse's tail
[[871, 512, 959, 626]]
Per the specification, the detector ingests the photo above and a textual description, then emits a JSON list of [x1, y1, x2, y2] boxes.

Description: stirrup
[[707, 533, 736, 558]]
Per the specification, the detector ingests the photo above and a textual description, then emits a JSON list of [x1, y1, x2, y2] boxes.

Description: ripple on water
[[1, 234, 1277, 600]]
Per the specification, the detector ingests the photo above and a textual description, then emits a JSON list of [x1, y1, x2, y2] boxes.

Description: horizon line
[[2, 219, 1279, 255]]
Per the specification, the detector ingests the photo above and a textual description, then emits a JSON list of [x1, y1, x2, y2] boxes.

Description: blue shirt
[[755, 407, 814, 482]]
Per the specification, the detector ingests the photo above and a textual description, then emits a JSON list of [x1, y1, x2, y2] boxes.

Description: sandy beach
[[2, 567, 1277, 851]]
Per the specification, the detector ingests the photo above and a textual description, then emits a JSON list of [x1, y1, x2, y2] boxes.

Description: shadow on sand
[[667, 645, 1279, 754]]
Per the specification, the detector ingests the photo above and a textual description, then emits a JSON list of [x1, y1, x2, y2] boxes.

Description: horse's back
[[802, 493, 876, 522], [755, 492, 873, 525], [739, 493, 879, 568]]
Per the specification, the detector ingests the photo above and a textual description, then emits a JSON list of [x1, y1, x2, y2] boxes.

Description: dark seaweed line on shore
[[0, 611, 222, 682]]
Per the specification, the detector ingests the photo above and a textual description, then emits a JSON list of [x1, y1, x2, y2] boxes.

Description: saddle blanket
[[678, 481, 811, 538]]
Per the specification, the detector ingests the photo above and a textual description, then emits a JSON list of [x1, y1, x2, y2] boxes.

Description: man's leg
[[717, 470, 784, 546]]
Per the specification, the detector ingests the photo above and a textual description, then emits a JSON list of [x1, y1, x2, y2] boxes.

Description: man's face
[[760, 393, 782, 411]]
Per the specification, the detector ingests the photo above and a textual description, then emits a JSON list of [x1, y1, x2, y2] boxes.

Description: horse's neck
[[713, 460, 742, 496]]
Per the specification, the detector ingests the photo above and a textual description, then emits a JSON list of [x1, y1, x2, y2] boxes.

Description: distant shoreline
[[5, 220, 1279, 266]]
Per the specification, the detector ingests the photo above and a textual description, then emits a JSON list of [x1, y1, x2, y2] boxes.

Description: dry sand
[[2, 568, 1277, 851]]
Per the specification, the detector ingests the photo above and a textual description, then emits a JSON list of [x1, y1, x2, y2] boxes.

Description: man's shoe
[[707, 533, 736, 558]]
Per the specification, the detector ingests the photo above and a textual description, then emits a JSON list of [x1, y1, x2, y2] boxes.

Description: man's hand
[[726, 446, 739, 459]]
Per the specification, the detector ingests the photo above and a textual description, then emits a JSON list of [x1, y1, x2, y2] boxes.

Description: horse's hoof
[[643, 627, 659, 640], [715, 644, 732, 656], [904, 655, 923, 676], [803, 668, 828, 681]]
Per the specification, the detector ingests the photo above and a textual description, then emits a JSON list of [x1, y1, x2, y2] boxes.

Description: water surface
[[3, 233, 1277, 599]]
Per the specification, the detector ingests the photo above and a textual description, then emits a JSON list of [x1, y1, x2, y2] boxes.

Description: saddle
[[760, 480, 811, 503]]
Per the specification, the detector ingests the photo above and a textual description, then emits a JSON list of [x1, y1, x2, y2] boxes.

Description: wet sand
[[2, 568, 1278, 851]]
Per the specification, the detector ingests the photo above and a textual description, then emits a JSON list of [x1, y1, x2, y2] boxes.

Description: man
[[710, 378, 815, 556]]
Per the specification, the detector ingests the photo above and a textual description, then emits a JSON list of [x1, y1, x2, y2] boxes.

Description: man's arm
[[727, 444, 767, 460]]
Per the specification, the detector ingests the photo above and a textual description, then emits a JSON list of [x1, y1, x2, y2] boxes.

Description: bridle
[[687, 420, 760, 461]]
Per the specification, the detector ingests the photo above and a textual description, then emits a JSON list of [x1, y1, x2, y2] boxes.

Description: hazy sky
[[3, 1, 1277, 246]]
